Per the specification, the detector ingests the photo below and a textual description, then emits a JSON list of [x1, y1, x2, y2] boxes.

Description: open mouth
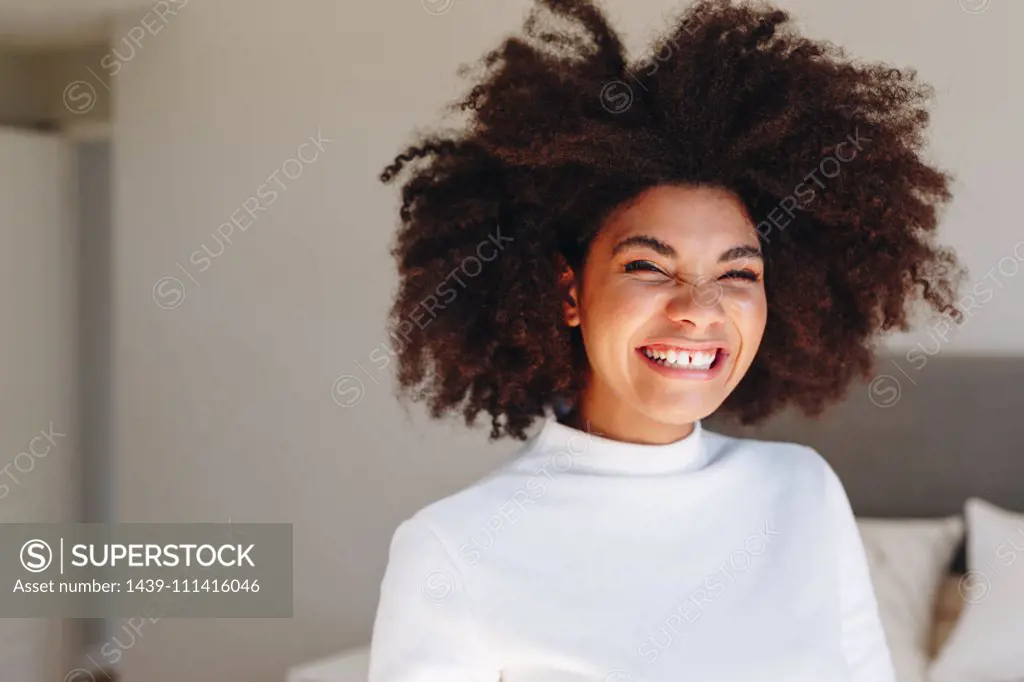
[[636, 344, 729, 378]]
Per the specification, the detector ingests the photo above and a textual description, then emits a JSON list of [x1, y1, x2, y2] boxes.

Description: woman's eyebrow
[[610, 235, 675, 257], [610, 236, 763, 263], [719, 244, 763, 262]]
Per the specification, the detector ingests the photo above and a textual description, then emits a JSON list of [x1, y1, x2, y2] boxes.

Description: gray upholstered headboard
[[707, 354, 1024, 518]]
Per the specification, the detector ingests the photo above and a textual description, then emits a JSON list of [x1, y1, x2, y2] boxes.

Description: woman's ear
[[557, 258, 581, 328]]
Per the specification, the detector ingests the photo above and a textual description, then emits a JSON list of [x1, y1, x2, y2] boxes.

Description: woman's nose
[[664, 276, 727, 329]]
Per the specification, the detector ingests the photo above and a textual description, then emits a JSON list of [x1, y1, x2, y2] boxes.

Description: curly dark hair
[[378, 0, 964, 441]]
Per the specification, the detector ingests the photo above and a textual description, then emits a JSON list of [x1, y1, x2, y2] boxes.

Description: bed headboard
[[706, 353, 1024, 518]]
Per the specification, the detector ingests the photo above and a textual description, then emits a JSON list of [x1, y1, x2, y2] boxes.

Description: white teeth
[[642, 347, 718, 370]]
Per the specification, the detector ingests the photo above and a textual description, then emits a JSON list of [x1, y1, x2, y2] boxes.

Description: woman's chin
[[632, 393, 724, 427]]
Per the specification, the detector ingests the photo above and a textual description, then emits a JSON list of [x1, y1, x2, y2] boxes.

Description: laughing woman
[[369, 0, 963, 680]]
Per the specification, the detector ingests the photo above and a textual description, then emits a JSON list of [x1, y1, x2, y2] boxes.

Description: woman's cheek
[[723, 283, 764, 304], [610, 281, 663, 315], [723, 286, 768, 326]]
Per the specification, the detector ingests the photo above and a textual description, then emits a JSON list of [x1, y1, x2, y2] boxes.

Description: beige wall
[[0, 127, 77, 681], [0, 50, 38, 122], [36, 45, 113, 127], [0, 0, 150, 46], [0, 0, 151, 14], [111, 1, 1022, 681], [0, 45, 111, 128]]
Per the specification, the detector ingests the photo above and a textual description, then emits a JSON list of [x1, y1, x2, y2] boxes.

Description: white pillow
[[930, 498, 1024, 682], [857, 516, 963, 682]]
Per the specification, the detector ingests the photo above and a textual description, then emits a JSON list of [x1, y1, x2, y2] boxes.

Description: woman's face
[[563, 184, 767, 440]]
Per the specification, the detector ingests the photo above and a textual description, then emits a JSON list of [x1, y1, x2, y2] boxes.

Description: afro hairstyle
[[378, 0, 965, 440]]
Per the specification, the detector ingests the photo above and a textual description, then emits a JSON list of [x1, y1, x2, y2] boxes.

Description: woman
[[370, 0, 963, 680]]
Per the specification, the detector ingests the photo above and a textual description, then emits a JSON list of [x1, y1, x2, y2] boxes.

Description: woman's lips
[[635, 347, 730, 380]]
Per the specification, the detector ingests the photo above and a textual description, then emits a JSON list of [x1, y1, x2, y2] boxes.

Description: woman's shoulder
[[702, 428, 852, 516], [386, 453, 537, 555], [702, 426, 832, 479]]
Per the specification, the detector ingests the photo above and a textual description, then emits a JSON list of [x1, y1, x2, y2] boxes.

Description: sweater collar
[[533, 415, 708, 476]]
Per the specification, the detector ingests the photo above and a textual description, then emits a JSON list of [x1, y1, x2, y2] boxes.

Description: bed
[[288, 353, 1024, 682]]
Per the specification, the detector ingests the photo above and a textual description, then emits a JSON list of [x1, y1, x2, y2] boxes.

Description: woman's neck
[[561, 391, 696, 446]]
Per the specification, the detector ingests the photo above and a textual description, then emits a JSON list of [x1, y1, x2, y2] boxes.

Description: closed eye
[[624, 260, 666, 275], [721, 269, 761, 282], [625, 261, 761, 282]]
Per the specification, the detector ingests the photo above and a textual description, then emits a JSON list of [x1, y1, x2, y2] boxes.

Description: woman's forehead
[[595, 186, 758, 257]]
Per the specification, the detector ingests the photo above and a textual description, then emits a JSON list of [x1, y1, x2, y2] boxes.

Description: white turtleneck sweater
[[367, 416, 895, 682]]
